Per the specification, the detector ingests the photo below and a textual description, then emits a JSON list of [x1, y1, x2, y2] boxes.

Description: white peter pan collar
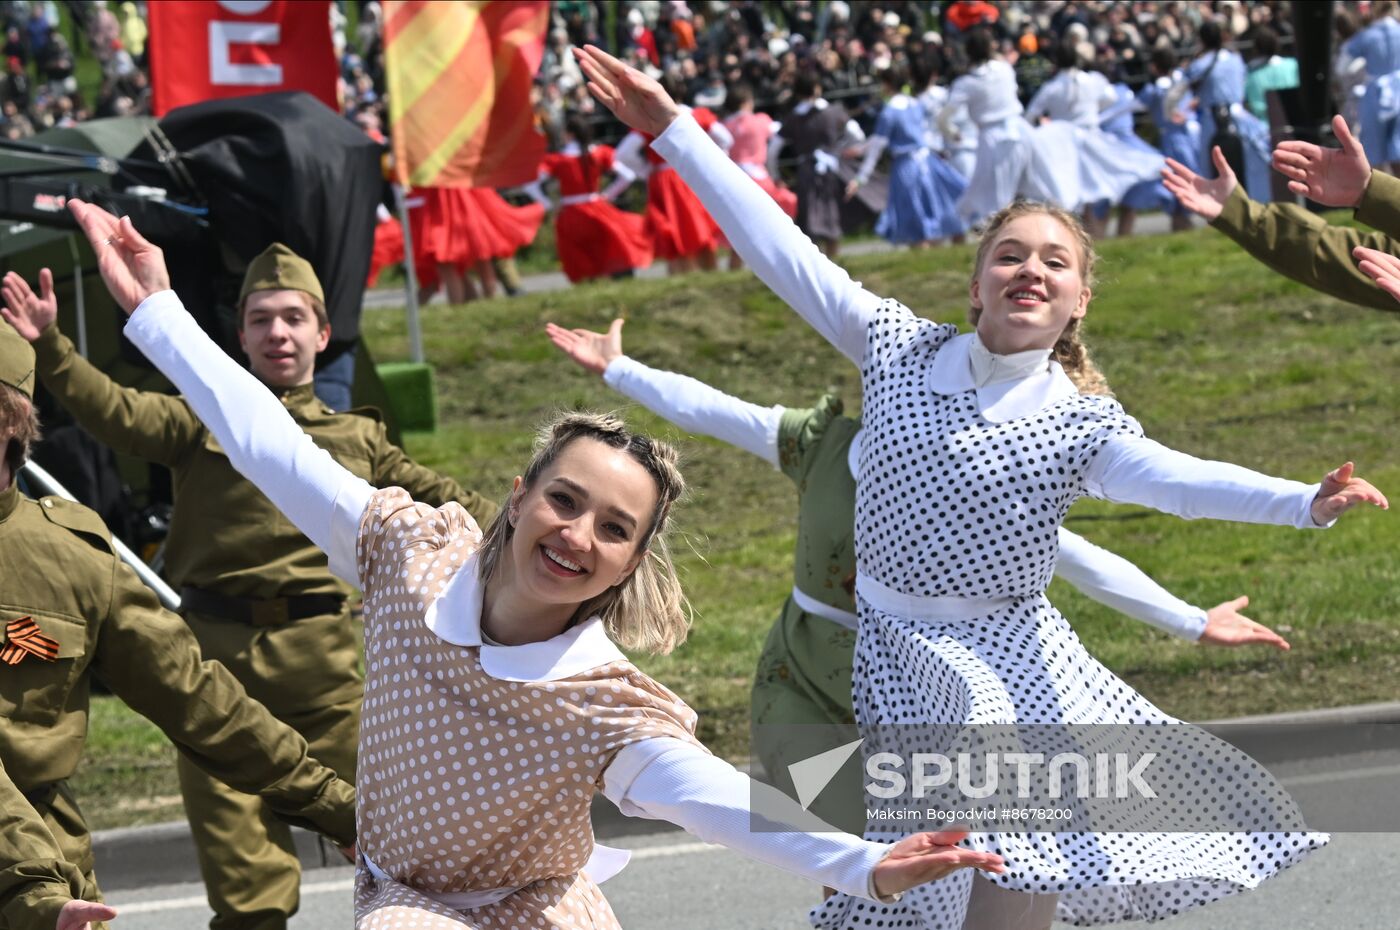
[[422, 551, 628, 682], [926, 332, 1078, 423]]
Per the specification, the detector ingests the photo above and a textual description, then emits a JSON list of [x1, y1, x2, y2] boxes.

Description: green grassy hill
[[73, 224, 1400, 828]]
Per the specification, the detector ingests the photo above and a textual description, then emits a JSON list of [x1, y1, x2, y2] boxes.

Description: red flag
[[148, 1, 337, 116], [384, 1, 548, 189]]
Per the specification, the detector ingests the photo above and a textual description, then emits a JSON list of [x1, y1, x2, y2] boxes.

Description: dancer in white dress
[[937, 29, 1038, 226], [1024, 41, 1165, 234], [574, 46, 1388, 930]]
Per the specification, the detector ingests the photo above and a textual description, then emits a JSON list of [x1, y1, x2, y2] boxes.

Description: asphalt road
[[102, 830, 1399, 930]]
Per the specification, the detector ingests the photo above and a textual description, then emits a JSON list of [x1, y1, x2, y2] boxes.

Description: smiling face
[[969, 212, 1092, 355], [237, 289, 330, 388], [504, 436, 660, 616]]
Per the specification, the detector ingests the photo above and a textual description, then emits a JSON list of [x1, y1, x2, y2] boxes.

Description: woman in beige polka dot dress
[[67, 198, 1008, 929]]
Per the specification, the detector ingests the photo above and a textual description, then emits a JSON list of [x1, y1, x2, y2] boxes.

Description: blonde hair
[[475, 411, 691, 655], [969, 200, 1112, 397], [0, 382, 40, 474]]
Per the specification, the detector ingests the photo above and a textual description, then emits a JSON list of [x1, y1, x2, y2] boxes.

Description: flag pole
[[393, 183, 425, 364]]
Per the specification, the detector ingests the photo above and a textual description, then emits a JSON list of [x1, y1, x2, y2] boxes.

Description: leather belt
[[180, 587, 346, 627]]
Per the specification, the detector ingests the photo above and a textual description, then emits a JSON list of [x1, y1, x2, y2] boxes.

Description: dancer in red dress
[[408, 187, 544, 303], [530, 115, 653, 283], [616, 87, 732, 275]]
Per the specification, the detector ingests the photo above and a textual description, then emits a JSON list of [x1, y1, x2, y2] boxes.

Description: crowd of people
[[349, 1, 1325, 297], [4, 2, 1394, 298], [2, 5, 1400, 930]]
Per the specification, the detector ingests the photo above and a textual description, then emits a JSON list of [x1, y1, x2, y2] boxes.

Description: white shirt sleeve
[[840, 118, 867, 147], [1024, 90, 1048, 122], [602, 356, 783, 467], [520, 178, 551, 208], [601, 156, 637, 202], [937, 81, 968, 143], [651, 114, 882, 365], [707, 118, 735, 153], [602, 738, 891, 902], [122, 291, 373, 585], [1083, 435, 1325, 529], [1053, 528, 1207, 640], [614, 131, 650, 181], [766, 133, 785, 180], [855, 133, 887, 185]]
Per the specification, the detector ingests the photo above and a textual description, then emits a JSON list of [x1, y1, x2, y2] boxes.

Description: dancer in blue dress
[[849, 68, 968, 247], [1138, 47, 1202, 232], [1344, 0, 1400, 172], [1185, 19, 1272, 202]]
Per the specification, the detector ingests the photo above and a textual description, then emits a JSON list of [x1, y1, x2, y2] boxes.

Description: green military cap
[[0, 319, 35, 399], [238, 243, 325, 305]]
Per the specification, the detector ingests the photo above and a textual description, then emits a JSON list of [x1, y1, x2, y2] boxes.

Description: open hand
[[1198, 596, 1290, 651], [66, 199, 170, 314], [1272, 114, 1371, 207], [871, 829, 1004, 899], [1311, 462, 1388, 525], [0, 268, 57, 341], [545, 318, 624, 376], [56, 900, 118, 930], [1161, 146, 1236, 220], [573, 45, 681, 137], [1353, 245, 1400, 303]]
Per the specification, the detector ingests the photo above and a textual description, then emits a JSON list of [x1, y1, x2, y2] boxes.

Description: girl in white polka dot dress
[[65, 204, 1008, 926], [573, 47, 1389, 930]]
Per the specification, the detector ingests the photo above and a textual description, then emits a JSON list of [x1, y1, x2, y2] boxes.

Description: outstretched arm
[[67, 199, 372, 584], [1165, 146, 1400, 312], [1055, 528, 1289, 649], [1084, 435, 1387, 528], [547, 319, 784, 465], [1272, 114, 1372, 207], [1, 268, 202, 465], [576, 45, 881, 364], [603, 738, 1003, 902]]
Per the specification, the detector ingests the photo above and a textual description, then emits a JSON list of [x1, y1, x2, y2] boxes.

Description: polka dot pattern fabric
[[352, 489, 701, 929], [810, 304, 1327, 929]]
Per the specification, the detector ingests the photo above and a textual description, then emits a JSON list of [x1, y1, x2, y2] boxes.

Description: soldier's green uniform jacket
[[0, 481, 356, 892], [1210, 170, 1400, 312], [31, 323, 498, 710], [0, 754, 85, 930]]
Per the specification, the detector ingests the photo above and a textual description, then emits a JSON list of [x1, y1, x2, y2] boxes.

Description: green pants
[[176, 699, 358, 930], [178, 607, 362, 930]]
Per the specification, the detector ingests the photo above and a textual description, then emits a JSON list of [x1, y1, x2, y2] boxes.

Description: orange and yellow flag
[[384, 1, 549, 189]]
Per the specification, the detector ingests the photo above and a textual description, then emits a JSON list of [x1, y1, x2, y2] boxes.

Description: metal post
[[67, 235, 87, 358], [19, 460, 181, 611], [394, 184, 425, 364]]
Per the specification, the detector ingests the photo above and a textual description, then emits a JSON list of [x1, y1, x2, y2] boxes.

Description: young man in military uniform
[[0, 246, 496, 930], [0, 320, 356, 930], [1, 753, 117, 930]]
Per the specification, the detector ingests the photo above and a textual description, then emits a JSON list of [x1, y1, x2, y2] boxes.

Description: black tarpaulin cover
[[133, 91, 382, 355]]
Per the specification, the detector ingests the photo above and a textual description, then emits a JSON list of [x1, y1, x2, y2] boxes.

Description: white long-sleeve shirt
[[123, 292, 898, 903], [603, 355, 1209, 639], [649, 113, 1326, 532], [939, 59, 1023, 140], [1025, 68, 1118, 128]]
